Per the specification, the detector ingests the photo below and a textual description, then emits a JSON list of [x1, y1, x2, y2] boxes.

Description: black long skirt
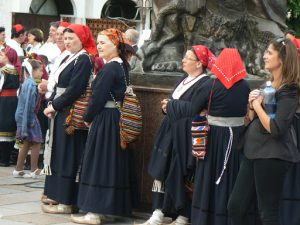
[[280, 113, 300, 225], [77, 108, 134, 216], [191, 125, 242, 225], [44, 110, 88, 205]]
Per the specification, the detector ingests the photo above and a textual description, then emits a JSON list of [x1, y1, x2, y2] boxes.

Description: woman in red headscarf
[[136, 46, 215, 225], [70, 28, 135, 224], [0, 46, 21, 166], [41, 24, 96, 214]]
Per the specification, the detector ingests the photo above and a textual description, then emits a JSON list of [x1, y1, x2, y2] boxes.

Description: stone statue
[[137, 0, 287, 75]]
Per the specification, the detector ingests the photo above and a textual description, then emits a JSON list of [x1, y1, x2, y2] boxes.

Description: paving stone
[[4, 212, 70, 225], [2, 202, 42, 213], [0, 187, 23, 195], [0, 190, 42, 205], [0, 207, 25, 216], [0, 218, 33, 225]]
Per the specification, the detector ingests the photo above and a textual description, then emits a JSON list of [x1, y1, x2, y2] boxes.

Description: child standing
[[13, 59, 43, 178]]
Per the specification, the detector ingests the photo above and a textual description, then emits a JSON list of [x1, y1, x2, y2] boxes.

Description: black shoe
[[0, 162, 10, 167]]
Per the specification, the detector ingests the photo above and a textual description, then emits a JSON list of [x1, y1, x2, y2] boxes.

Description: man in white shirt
[[38, 22, 71, 99], [38, 21, 61, 75], [6, 24, 26, 59]]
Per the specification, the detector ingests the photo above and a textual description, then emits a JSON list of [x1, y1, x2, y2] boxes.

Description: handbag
[[65, 53, 94, 135], [111, 63, 143, 150], [191, 79, 215, 159]]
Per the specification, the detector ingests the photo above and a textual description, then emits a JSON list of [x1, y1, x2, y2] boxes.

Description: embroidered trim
[[212, 64, 245, 81]]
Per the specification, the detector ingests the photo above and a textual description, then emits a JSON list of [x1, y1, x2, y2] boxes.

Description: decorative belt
[[0, 89, 18, 97], [207, 115, 245, 127], [104, 101, 119, 108]]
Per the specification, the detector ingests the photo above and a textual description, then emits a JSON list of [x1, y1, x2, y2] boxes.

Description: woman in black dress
[[136, 45, 215, 225], [228, 38, 300, 225], [70, 28, 135, 225], [42, 24, 96, 214]]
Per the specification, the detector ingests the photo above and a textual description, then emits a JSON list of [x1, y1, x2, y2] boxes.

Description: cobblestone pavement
[[0, 166, 149, 225]]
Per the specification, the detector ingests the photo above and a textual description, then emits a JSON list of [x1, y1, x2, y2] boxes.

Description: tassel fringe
[[152, 180, 165, 193]]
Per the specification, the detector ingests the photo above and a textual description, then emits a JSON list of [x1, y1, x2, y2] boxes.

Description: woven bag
[[65, 53, 93, 135], [191, 115, 209, 159], [111, 63, 142, 149], [191, 79, 215, 159]]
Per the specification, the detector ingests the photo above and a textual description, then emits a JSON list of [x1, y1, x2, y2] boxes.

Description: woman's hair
[[23, 59, 42, 76], [269, 37, 300, 89], [30, 59, 42, 71], [28, 28, 44, 43], [63, 28, 74, 34]]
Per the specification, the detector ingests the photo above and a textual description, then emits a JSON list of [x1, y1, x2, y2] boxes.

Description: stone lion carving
[[137, 0, 287, 75]]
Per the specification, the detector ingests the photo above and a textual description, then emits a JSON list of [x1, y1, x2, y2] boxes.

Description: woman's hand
[[84, 122, 91, 127], [44, 104, 55, 119], [161, 98, 169, 113], [248, 89, 261, 109], [252, 95, 263, 110], [38, 79, 48, 94]]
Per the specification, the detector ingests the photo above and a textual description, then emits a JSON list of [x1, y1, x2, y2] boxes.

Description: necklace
[[182, 75, 201, 85]]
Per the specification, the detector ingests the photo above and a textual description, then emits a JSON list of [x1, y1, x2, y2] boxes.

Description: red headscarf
[[99, 28, 124, 47], [211, 48, 247, 89], [192, 45, 216, 71], [59, 21, 70, 28], [14, 24, 24, 33], [290, 37, 300, 53], [3, 46, 22, 75], [67, 24, 97, 55]]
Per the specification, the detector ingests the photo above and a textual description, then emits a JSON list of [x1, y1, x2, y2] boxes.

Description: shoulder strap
[[207, 79, 216, 116], [118, 62, 129, 87]]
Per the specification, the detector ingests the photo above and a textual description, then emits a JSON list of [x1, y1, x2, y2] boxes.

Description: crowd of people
[[0, 20, 299, 225]]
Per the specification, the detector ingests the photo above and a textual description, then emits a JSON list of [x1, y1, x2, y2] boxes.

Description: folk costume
[[0, 46, 21, 166], [144, 45, 215, 225], [43, 24, 95, 207], [76, 29, 135, 217], [182, 49, 249, 225]]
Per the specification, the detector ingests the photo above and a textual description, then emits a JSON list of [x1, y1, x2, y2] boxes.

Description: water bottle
[[262, 81, 276, 119]]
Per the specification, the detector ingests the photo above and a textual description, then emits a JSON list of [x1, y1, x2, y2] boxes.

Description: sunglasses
[[275, 37, 286, 46]]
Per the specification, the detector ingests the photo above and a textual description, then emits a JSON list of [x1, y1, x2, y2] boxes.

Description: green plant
[[287, 0, 300, 35]]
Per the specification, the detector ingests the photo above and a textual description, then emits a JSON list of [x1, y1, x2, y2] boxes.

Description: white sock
[[149, 209, 164, 225], [175, 215, 189, 225]]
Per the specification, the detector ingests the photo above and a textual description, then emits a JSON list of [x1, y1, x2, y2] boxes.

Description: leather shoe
[[71, 213, 101, 224], [41, 195, 58, 205], [42, 204, 75, 214]]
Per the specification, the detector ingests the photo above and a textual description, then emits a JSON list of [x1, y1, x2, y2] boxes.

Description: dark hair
[[29, 59, 43, 70], [11, 26, 25, 38], [269, 37, 300, 89], [284, 29, 296, 37], [63, 28, 74, 34], [28, 28, 44, 43], [49, 21, 60, 28], [0, 27, 5, 33]]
